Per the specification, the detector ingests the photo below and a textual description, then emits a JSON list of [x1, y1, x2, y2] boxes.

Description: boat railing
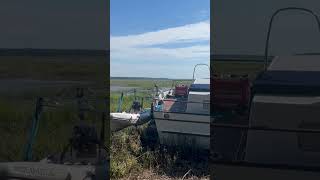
[[153, 98, 210, 114], [153, 98, 210, 104], [264, 7, 320, 71], [192, 63, 210, 81]]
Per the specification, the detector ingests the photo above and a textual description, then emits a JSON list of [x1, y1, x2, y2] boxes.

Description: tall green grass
[[111, 79, 192, 89], [0, 98, 106, 162], [110, 92, 153, 113], [110, 91, 153, 178], [0, 56, 106, 84]]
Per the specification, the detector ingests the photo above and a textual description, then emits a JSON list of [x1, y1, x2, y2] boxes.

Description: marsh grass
[[0, 97, 106, 162], [110, 92, 152, 113], [0, 100, 32, 161], [0, 54, 108, 162], [0, 56, 106, 83], [111, 79, 192, 89]]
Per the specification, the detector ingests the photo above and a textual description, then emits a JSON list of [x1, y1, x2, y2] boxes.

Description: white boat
[[213, 8, 320, 179], [110, 109, 151, 132], [153, 64, 210, 149], [245, 54, 320, 166], [214, 55, 320, 180]]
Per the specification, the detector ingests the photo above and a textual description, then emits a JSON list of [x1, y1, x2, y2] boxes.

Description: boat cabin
[[245, 55, 320, 166], [153, 65, 210, 149], [157, 78, 210, 115], [185, 78, 210, 114]]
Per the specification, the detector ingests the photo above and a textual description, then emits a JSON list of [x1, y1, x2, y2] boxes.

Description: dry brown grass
[[117, 169, 209, 180]]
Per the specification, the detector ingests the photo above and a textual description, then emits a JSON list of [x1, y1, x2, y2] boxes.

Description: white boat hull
[[154, 111, 210, 149], [245, 95, 320, 166], [0, 162, 98, 180], [110, 110, 151, 132]]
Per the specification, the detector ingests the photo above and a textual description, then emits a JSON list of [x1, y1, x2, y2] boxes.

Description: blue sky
[[110, 0, 210, 79]]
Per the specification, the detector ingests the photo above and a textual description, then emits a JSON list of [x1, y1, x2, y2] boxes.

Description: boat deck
[[163, 97, 188, 113]]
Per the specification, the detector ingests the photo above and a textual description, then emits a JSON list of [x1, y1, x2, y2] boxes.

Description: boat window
[[189, 84, 210, 92]]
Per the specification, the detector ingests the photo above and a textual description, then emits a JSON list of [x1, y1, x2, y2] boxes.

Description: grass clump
[[110, 126, 144, 178], [110, 121, 209, 179]]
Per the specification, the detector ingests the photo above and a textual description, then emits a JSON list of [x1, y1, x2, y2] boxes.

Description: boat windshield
[[189, 78, 210, 92], [189, 84, 210, 92]]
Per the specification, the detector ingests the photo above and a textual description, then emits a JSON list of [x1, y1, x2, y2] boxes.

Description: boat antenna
[[154, 83, 159, 97], [192, 63, 210, 81], [264, 7, 320, 71]]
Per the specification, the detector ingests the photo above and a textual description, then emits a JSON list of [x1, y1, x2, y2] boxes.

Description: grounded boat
[[153, 64, 210, 149], [213, 55, 320, 180], [245, 54, 320, 166], [110, 91, 152, 132], [110, 108, 151, 132], [212, 7, 320, 180]]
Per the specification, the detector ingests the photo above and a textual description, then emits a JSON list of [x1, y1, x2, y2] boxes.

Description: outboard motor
[[131, 100, 142, 113]]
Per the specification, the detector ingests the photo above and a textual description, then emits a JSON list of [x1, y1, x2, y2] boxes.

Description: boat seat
[[213, 77, 250, 110], [163, 99, 187, 113]]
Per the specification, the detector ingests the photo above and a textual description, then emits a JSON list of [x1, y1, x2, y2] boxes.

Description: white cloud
[[110, 20, 210, 61]]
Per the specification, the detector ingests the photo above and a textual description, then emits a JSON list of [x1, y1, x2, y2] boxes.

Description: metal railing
[[154, 98, 210, 115], [264, 7, 320, 71]]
